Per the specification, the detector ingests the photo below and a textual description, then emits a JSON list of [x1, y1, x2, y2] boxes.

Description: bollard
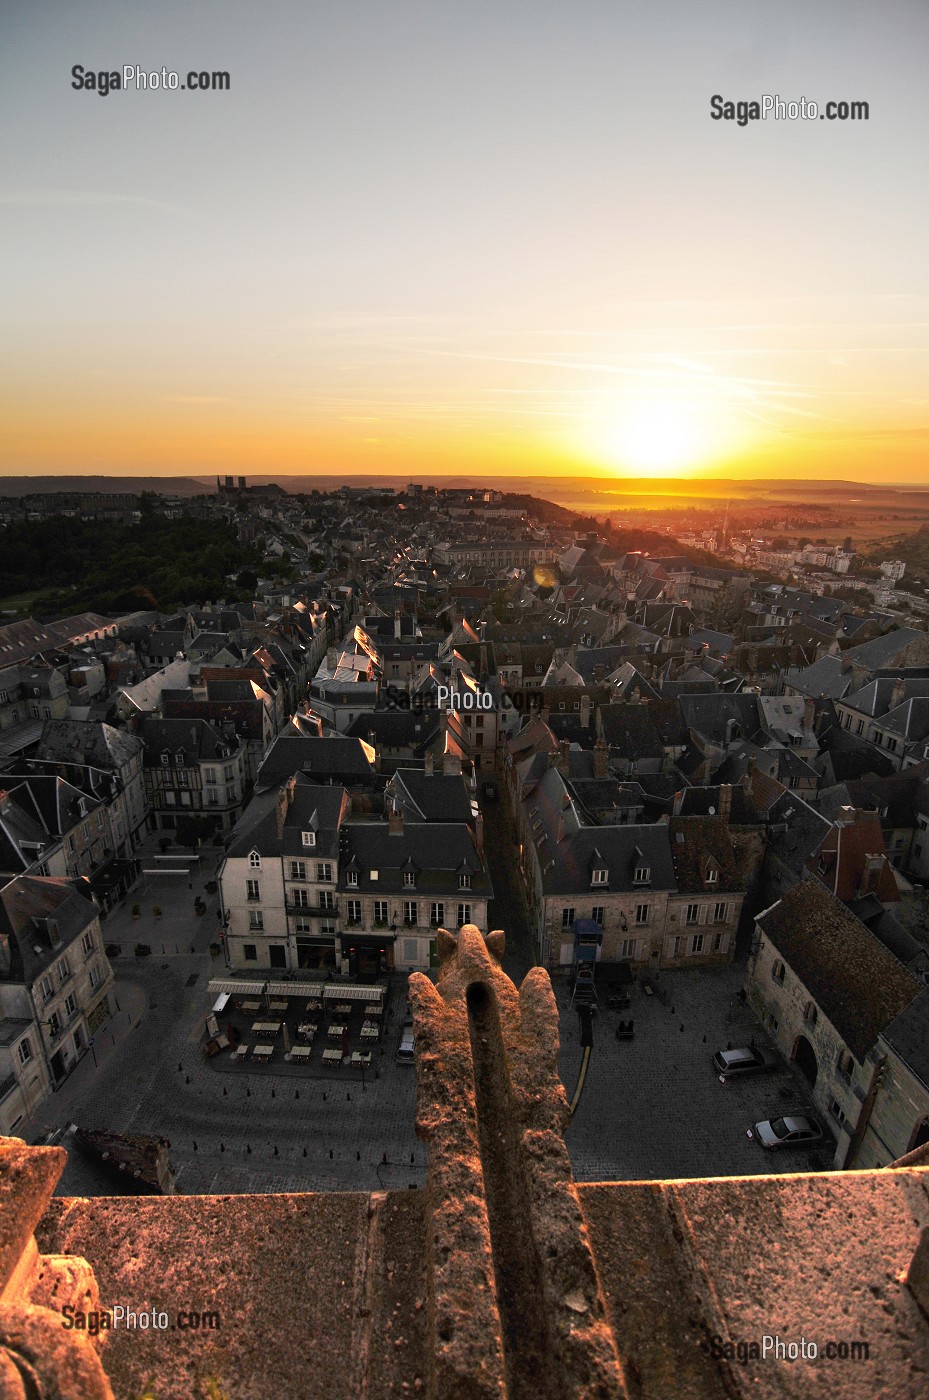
[[329, 1149, 333, 1159], [185, 1075, 190, 1084], [303, 1147, 307, 1157], [382, 1152, 388, 1166], [347, 1093, 351, 1102], [223, 1087, 227, 1096], [271, 1089, 275, 1098], [220, 1143, 225, 1153], [178, 1063, 183, 1072], [410, 1153, 415, 1164], [193, 1142, 198, 1151], [274, 1146, 279, 1156], [246, 1144, 251, 1154], [246, 1087, 251, 1097], [295, 1090, 299, 1099], [356, 1151, 360, 1161]]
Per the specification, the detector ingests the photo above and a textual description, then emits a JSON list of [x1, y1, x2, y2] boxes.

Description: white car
[[746, 1115, 823, 1149], [397, 1020, 415, 1065]]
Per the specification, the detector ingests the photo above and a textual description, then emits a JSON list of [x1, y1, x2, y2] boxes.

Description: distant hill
[[0, 476, 207, 497]]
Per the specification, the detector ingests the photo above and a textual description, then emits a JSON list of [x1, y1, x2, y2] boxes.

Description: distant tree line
[[0, 512, 264, 616]]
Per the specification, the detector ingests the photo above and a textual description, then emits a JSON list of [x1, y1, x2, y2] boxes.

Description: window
[[591, 868, 608, 885], [671, 936, 684, 958], [0, 690, 7, 704], [269, 946, 287, 969], [160, 751, 169, 766], [346, 869, 359, 887], [457, 902, 472, 926], [837, 1050, 855, 1083], [246, 880, 261, 901], [404, 900, 418, 926], [89, 965, 100, 990], [248, 910, 264, 931], [291, 889, 309, 909], [347, 899, 361, 924], [713, 902, 728, 923], [635, 903, 649, 925], [771, 958, 785, 985], [431, 901, 445, 927], [40, 974, 54, 1002], [58, 955, 71, 984], [295, 916, 312, 933], [81, 931, 94, 957], [47, 1012, 61, 1037], [243, 943, 257, 961], [17, 1038, 32, 1065], [318, 891, 335, 910], [591, 906, 604, 926], [561, 907, 576, 929], [374, 900, 388, 925], [705, 867, 718, 885], [205, 767, 217, 785], [458, 872, 471, 890], [633, 866, 650, 884], [804, 1001, 819, 1027], [249, 851, 261, 869], [689, 933, 705, 955], [317, 862, 333, 882], [685, 903, 699, 925], [302, 830, 316, 848], [712, 930, 724, 953], [620, 938, 636, 959], [64, 993, 77, 1017], [369, 869, 379, 881], [403, 871, 416, 888], [829, 1098, 850, 1130], [290, 860, 306, 881]]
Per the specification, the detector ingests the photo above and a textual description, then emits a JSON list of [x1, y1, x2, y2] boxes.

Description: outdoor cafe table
[[360, 1024, 379, 1040], [251, 1021, 281, 1035], [240, 999, 261, 1012], [332, 1003, 353, 1016], [305, 999, 322, 1012], [327, 1024, 347, 1039], [268, 999, 289, 1012], [288, 1046, 312, 1061], [322, 1048, 342, 1064], [297, 1023, 317, 1038], [350, 1051, 372, 1067], [364, 1004, 382, 1017], [252, 1044, 274, 1059]]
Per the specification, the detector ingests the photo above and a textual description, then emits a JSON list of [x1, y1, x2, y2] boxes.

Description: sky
[[2, 0, 928, 484]]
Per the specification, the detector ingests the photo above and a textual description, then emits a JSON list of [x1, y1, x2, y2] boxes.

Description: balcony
[[286, 901, 339, 918]]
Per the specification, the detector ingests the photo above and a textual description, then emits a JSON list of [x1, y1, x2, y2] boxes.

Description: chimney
[[388, 802, 404, 835], [394, 606, 402, 641], [580, 692, 592, 729], [557, 739, 571, 776], [275, 775, 297, 838], [718, 783, 732, 823], [474, 811, 484, 855], [593, 738, 609, 779], [803, 696, 817, 734], [326, 645, 338, 670], [836, 805, 857, 828], [891, 676, 906, 710]]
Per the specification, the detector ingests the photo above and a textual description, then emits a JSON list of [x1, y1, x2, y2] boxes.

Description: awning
[[323, 985, 377, 1003], [265, 981, 323, 998], [212, 992, 230, 1014], [207, 978, 267, 996]]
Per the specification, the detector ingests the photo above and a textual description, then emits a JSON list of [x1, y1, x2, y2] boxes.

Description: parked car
[[482, 780, 498, 802], [747, 1115, 824, 1149], [397, 1019, 415, 1065], [713, 1046, 777, 1080]]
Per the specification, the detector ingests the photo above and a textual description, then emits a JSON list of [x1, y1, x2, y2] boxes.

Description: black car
[[713, 1046, 777, 1080]]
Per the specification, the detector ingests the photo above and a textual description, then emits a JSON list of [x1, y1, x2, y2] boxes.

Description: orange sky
[[2, 2, 927, 484]]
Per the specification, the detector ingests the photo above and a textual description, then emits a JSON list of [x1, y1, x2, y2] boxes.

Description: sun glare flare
[[600, 401, 714, 478]]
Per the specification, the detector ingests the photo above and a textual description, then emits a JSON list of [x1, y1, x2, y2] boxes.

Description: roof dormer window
[[248, 850, 261, 869], [301, 830, 316, 848], [591, 867, 608, 885], [458, 872, 471, 890], [633, 866, 650, 885]]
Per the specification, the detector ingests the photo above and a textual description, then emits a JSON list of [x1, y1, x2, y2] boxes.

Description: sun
[[609, 401, 708, 477]]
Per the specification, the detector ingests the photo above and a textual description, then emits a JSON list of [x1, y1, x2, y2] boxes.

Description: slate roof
[[757, 880, 921, 1060], [881, 984, 929, 1088], [388, 770, 473, 823], [0, 876, 99, 986], [256, 736, 378, 791]]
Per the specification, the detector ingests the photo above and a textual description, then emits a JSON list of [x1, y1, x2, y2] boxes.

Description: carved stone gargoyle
[[0, 1135, 113, 1399], [410, 925, 627, 1400]]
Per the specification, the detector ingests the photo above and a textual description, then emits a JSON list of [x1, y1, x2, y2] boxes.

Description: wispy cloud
[[0, 189, 194, 215]]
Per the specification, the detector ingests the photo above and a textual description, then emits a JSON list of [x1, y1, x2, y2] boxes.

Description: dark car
[[713, 1046, 777, 1080], [481, 780, 498, 802], [746, 1114, 824, 1150]]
